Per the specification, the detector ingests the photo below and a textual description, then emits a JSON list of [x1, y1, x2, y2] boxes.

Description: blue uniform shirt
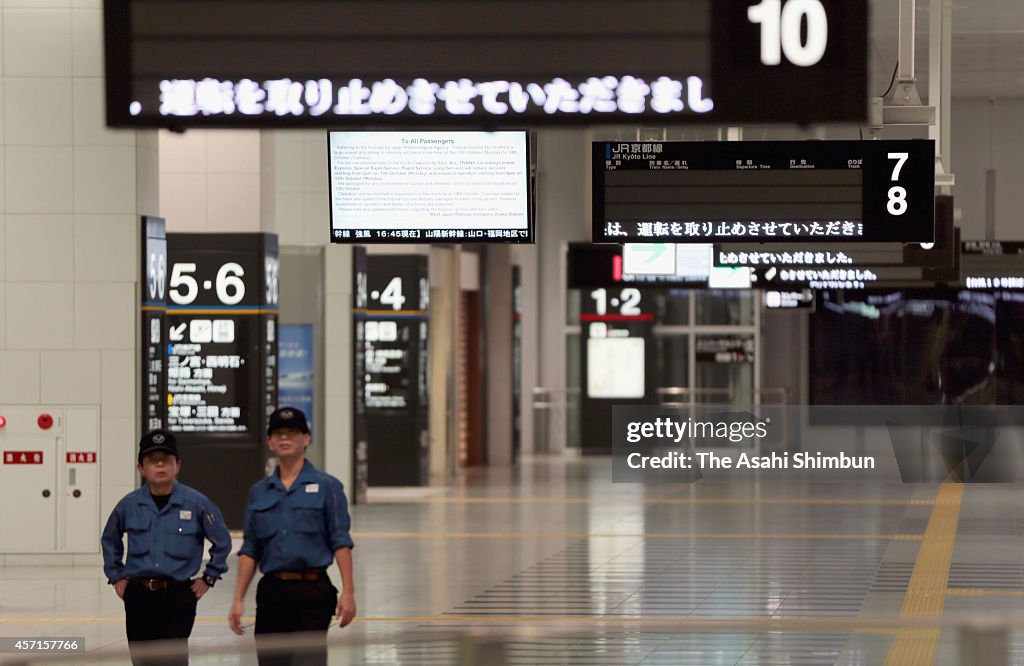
[[239, 460, 354, 573], [101, 482, 231, 584]]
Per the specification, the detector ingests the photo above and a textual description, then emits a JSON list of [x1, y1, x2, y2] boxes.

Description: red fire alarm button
[[38, 414, 53, 429]]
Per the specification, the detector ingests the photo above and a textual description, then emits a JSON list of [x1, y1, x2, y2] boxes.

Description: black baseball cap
[[138, 429, 178, 464], [267, 407, 310, 436]]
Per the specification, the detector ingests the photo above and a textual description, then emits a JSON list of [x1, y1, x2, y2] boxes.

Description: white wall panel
[[5, 282, 74, 349], [5, 214, 73, 282], [99, 416, 135, 488], [70, 8, 102, 77], [72, 79, 134, 146], [40, 349, 99, 403], [5, 0, 72, 9], [302, 190, 328, 244], [0, 83, 7, 146], [5, 146, 72, 213], [2, 9, 71, 77], [207, 173, 260, 231], [100, 350, 135, 418], [302, 138, 328, 192], [0, 147, 6, 209], [3, 77, 72, 145], [161, 173, 207, 230], [73, 282, 135, 350], [0, 350, 40, 404], [273, 136, 304, 192], [136, 131, 160, 215], [208, 130, 260, 174], [73, 214, 136, 282], [0, 272, 5, 349], [74, 146, 135, 213], [275, 191, 303, 245], [160, 131, 206, 174]]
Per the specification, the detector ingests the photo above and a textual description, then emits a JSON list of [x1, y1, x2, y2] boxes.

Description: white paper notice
[[329, 131, 530, 232], [586, 337, 646, 399]]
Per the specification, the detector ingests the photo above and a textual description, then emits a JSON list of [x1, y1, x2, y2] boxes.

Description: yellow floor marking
[[945, 588, 1024, 597], [351, 530, 923, 541], [367, 497, 933, 506], [884, 483, 964, 666]]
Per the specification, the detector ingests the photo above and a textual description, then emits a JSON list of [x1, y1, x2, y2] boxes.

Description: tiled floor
[[2, 455, 1024, 664]]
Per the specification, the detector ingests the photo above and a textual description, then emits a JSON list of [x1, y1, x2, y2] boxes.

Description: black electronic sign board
[[166, 232, 279, 527], [715, 204, 955, 270], [961, 241, 1024, 290], [140, 216, 168, 433], [353, 254, 430, 486], [593, 140, 935, 244], [104, 0, 866, 128], [695, 335, 755, 363]]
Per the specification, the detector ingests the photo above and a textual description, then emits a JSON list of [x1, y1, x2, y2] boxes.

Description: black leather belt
[[270, 568, 326, 581], [129, 577, 189, 591]]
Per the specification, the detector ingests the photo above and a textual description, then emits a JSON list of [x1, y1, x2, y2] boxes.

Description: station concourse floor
[[2, 455, 1024, 665]]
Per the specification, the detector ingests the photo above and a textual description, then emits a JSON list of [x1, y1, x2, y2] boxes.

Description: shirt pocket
[[125, 515, 152, 555], [249, 496, 281, 539], [165, 520, 199, 560], [292, 492, 324, 535]]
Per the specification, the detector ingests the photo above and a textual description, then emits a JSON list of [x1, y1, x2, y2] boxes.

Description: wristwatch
[[202, 575, 217, 587]]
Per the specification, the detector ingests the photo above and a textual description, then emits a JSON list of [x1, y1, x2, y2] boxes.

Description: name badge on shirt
[[179, 510, 192, 520], [305, 484, 320, 493]]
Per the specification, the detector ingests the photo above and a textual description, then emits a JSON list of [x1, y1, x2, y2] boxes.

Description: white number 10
[[748, 0, 829, 67]]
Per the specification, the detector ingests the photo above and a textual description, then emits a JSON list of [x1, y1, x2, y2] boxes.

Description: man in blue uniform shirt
[[101, 429, 231, 666], [229, 407, 356, 665]]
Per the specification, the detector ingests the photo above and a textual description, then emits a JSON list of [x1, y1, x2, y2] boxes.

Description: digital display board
[[328, 131, 532, 243], [104, 0, 866, 128], [593, 140, 935, 244]]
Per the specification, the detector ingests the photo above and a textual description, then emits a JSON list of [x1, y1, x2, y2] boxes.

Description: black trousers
[[123, 581, 197, 666], [254, 575, 338, 666]]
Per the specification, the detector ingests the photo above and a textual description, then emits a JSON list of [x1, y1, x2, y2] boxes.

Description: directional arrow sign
[[623, 243, 676, 275], [169, 323, 187, 341]]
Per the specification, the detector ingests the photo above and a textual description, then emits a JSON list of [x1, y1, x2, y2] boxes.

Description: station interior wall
[[1, 5, 1024, 557], [0, 2, 156, 563]]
